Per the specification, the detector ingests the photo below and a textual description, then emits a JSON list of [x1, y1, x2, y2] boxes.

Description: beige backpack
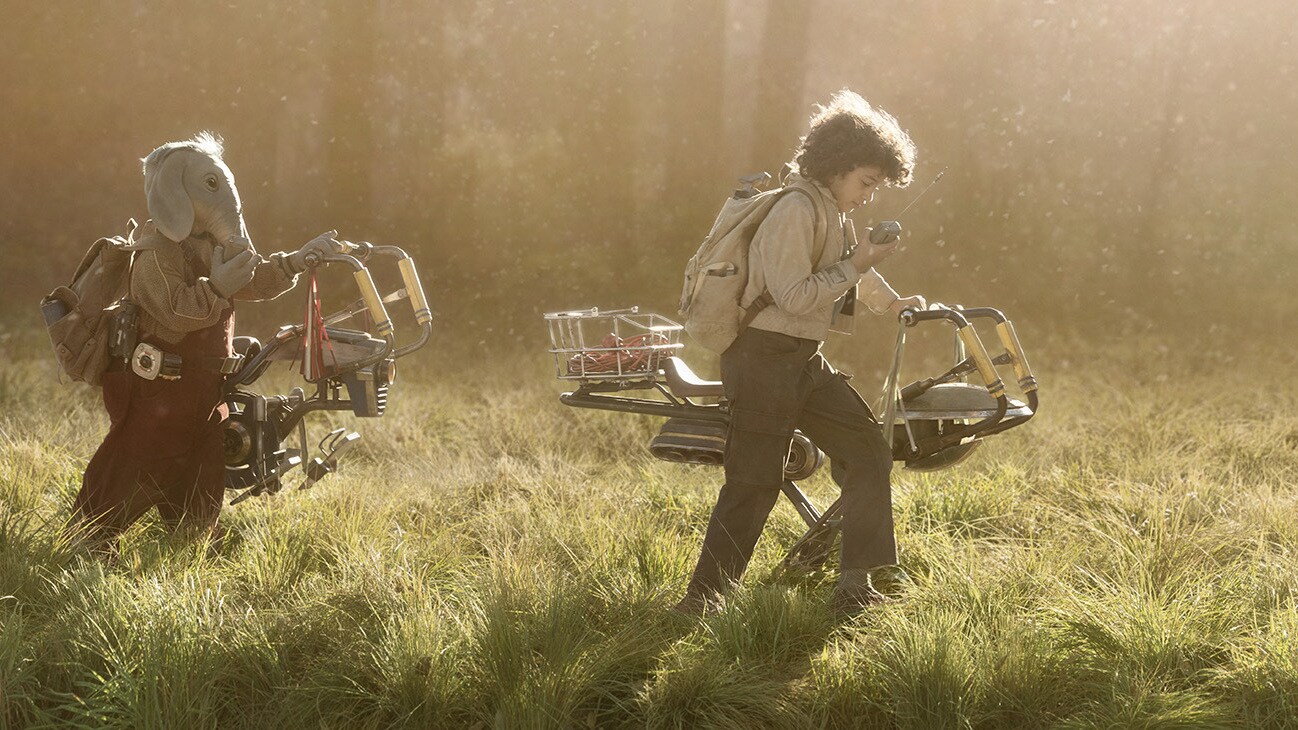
[[40, 221, 150, 385], [678, 176, 828, 353]]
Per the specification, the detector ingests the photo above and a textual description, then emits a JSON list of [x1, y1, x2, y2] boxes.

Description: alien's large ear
[[144, 149, 195, 242]]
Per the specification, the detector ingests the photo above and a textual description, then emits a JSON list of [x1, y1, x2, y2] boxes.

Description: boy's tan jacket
[[742, 175, 899, 342], [128, 221, 300, 346]]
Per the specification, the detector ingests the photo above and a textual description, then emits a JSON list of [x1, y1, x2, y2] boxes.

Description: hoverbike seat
[[662, 357, 725, 399]]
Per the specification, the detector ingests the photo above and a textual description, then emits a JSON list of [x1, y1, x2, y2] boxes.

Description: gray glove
[[288, 230, 345, 273], [209, 244, 257, 298]]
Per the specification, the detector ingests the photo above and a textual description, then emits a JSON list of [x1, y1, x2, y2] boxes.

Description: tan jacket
[[742, 175, 899, 342], [128, 221, 300, 345]]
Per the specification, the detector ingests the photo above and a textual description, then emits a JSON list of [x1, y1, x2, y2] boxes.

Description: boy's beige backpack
[[678, 175, 828, 353]]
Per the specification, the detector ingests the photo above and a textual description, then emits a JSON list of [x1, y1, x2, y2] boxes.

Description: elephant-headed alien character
[[73, 132, 344, 551]]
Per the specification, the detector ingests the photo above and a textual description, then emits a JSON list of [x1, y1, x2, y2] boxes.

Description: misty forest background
[[3, 0, 1296, 355]]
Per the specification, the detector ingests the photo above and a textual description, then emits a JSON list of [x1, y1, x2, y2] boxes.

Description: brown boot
[[832, 568, 891, 617], [671, 589, 724, 617], [868, 565, 913, 597]]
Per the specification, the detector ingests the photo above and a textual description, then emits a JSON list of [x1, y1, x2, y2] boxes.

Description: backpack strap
[[179, 240, 203, 284], [124, 220, 140, 303], [738, 291, 774, 329], [740, 184, 830, 330]]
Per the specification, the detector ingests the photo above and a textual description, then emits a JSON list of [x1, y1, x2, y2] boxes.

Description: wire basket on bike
[[544, 307, 684, 382]]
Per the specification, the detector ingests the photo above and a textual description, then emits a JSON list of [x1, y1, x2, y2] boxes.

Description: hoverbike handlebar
[[224, 239, 432, 392], [891, 303, 1040, 454], [901, 304, 1038, 413], [316, 241, 433, 359]]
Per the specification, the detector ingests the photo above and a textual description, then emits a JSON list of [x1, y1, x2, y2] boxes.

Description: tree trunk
[[750, 0, 812, 175], [1134, 9, 1196, 263], [665, 0, 727, 233], [323, 1, 379, 235], [1126, 3, 1200, 303]]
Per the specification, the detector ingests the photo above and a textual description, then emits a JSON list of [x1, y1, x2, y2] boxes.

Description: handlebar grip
[[397, 256, 432, 326], [353, 269, 394, 338], [899, 306, 959, 326], [957, 325, 1005, 398], [995, 320, 1037, 393]]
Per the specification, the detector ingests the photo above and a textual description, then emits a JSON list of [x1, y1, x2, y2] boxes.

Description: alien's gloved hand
[[288, 230, 345, 274], [209, 245, 258, 298]]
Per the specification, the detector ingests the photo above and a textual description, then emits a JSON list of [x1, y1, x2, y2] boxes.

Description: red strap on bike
[[301, 268, 339, 380]]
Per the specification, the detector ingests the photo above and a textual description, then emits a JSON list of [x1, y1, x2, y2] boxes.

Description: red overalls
[[74, 306, 234, 541]]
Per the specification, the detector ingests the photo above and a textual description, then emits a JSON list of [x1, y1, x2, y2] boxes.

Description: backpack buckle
[[734, 171, 773, 199]]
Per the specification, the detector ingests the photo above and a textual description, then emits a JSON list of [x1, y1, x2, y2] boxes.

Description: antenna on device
[[895, 166, 947, 217]]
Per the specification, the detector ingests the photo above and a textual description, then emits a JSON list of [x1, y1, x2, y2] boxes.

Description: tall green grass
[[3, 321, 1298, 727]]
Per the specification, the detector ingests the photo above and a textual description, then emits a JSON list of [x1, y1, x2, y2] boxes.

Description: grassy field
[[3, 318, 1298, 729]]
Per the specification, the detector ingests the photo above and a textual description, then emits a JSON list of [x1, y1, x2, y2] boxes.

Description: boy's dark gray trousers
[[685, 327, 897, 597]]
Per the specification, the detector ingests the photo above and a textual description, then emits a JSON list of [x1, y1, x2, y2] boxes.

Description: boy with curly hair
[[677, 90, 926, 616]]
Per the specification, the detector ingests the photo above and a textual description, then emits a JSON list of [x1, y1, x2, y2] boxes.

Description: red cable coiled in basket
[[567, 332, 670, 376]]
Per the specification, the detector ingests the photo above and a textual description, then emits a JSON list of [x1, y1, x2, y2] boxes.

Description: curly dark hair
[[792, 90, 916, 188]]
